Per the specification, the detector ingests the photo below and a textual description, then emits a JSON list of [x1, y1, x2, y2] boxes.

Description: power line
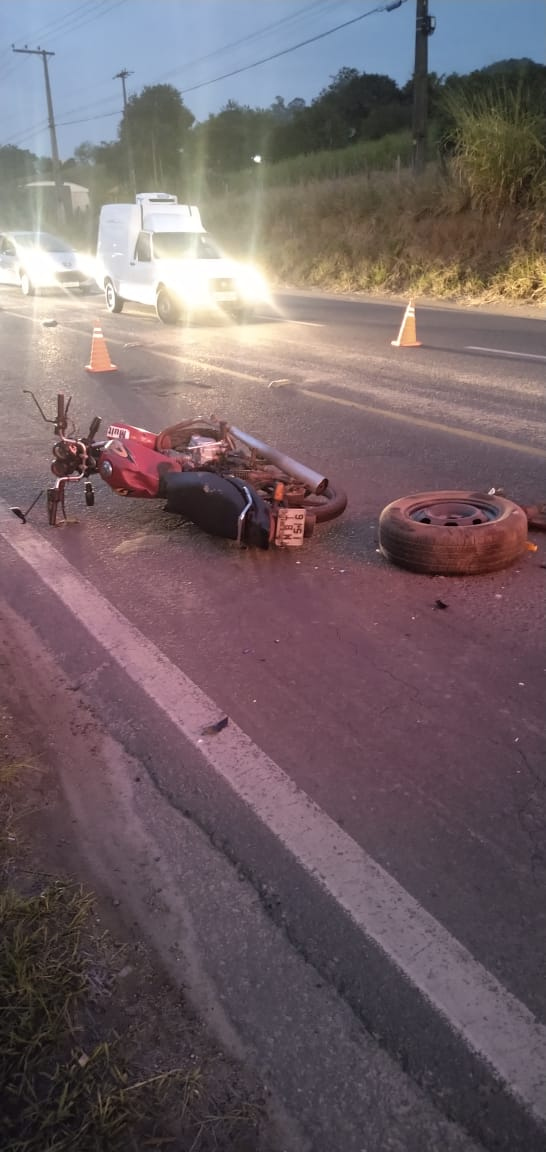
[[152, 0, 344, 86], [1, 2, 97, 83], [177, 0, 409, 98], [3, 1, 128, 86], [3, 0, 408, 152]]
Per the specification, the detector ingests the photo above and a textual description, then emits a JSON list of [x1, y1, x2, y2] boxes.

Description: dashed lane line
[[300, 387, 546, 458], [466, 346, 546, 362], [4, 306, 545, 454]]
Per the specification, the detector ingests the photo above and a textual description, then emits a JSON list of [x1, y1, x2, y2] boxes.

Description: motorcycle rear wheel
[[290, 484, 347, 524]]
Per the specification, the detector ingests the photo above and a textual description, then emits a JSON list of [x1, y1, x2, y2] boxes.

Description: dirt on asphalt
[[0, 596, 283, 1152]]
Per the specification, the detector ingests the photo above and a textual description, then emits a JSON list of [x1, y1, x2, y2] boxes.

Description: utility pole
[[411, 0, 436, 175], [12, 45, 65, 225], [114, 67, 132, 110], [114, 68, 136, 195]]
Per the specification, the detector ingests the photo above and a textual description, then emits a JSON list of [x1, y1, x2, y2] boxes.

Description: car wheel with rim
[[20, 271, 35, 297], [156, 287, 180, 324], [104, 279, 124, 313], [379, 490, 529, 575]]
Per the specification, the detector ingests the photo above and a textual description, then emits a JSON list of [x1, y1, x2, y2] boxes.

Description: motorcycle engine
[[182, 436, 226, 468]]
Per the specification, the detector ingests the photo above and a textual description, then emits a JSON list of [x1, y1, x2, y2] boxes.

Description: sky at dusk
[[1, 0, 545, 161]]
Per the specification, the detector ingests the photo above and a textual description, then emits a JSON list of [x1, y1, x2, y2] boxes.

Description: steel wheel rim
[[408, 499, 500, 528]]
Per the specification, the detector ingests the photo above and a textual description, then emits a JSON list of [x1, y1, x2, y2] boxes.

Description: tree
[[0, 144, 38, 186], [73, 141, 97, 166], [268, 69, 405, 158], [191, 101, 273, 175], [119, 84, 195, 186]]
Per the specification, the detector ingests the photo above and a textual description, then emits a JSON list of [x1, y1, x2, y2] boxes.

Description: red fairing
[[99, 438, 182, 498], [106, 423, 157, 449]]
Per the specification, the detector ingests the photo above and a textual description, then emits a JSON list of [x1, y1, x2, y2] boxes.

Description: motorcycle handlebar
[[54, 392, 71, 438], [87, 416, 102, 443]]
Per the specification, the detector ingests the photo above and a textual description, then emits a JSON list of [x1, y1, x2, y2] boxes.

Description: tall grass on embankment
[[204, 89, 545, 305]]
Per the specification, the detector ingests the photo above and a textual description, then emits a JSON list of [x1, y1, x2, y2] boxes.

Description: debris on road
[[201, 715, 229, 736]]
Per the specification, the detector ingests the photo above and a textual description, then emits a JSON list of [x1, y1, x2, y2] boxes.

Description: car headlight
[[235, 265, 269, 301], [26, 253, 56, 280], [77, 253, 97, 278], [169, 273, 211, 305]]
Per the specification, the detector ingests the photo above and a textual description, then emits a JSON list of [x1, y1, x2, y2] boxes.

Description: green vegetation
[[0, 882, 189, 1152], [441, 84, 546, 213], [204, 164, 545, 303], [1, 57, 545, 303]]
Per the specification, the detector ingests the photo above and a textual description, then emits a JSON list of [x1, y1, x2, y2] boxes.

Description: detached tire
[[379, 490, 528, 576]]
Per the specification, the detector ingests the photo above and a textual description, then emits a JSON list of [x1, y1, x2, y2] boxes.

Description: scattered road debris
[[201, 716, 229, 736]]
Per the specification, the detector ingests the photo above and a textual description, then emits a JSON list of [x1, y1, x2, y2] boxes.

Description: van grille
[[211, 277, 236, 293]]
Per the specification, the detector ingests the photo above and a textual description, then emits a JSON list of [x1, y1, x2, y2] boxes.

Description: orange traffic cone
[[86, 324, 117, 372], [391, 299, 421, 348]]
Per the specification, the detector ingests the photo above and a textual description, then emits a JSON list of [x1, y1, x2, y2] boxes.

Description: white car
[[0, 230, 96, 296]]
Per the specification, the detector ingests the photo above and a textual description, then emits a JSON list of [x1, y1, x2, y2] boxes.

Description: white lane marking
[[466, 346, 546, 362], [301, 388, 546, 459], [289, 319, 324, 327], [0, 500, 545, 1123]]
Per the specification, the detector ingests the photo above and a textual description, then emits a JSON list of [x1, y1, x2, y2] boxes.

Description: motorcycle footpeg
[[160, 471, 272, 548]]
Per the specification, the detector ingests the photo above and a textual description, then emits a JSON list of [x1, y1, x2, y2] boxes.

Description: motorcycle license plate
[[275, 508, 305, 547], [214, 291, 237, 301]]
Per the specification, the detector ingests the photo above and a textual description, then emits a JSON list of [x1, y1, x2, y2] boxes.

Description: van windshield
[[152, 233, 221, 260]]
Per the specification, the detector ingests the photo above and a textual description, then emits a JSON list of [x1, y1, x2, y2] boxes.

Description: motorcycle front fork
[[47, 478, 94, 525]]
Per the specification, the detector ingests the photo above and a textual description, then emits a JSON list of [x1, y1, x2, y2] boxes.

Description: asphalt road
[[0, 284, 545, 1150]]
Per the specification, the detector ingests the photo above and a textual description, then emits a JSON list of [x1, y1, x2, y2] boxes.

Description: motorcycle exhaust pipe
[[228, 425, 328, 495]]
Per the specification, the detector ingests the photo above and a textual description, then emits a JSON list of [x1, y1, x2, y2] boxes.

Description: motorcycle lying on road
[[12, 391, 347, 549]]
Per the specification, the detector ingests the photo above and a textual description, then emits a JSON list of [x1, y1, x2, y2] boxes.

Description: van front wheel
[[105, 280, 124, 314], [156, 288, 180, 324]]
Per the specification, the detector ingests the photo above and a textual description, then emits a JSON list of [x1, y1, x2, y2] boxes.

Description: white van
[[96, 192, 269, 323]]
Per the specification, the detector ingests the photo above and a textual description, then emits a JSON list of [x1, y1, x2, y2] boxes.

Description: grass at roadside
[[0, 761, 271, 1152], [1, 883, 197, 1152], [205, 166, 546, 304]]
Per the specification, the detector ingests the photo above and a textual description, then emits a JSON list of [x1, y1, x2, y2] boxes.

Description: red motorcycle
[[13, 391, 347, 549]]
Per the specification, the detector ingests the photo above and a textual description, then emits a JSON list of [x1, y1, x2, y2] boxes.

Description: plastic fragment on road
[[201, 716, 229, 736]]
